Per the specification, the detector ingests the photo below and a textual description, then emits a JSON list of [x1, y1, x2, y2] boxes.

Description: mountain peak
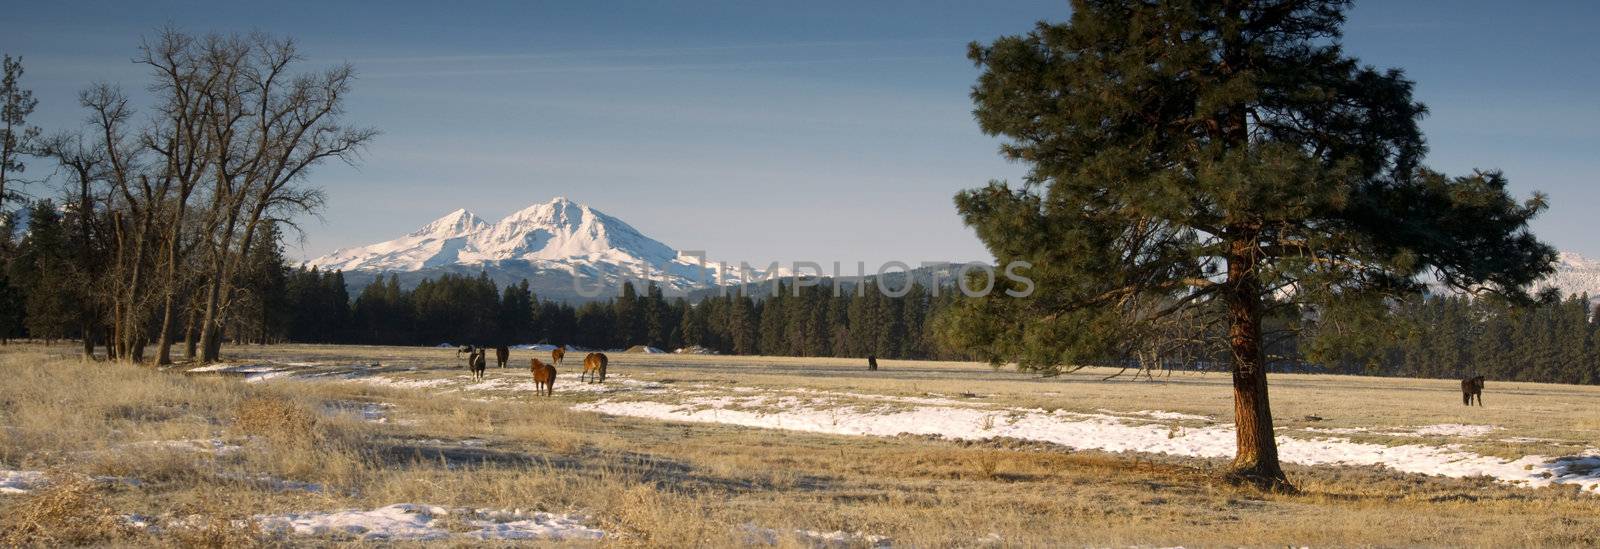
[[410, 208, 486, 238]]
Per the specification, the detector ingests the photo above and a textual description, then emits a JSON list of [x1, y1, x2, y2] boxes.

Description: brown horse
[[581, 352, 608, 384], [551, 345, 566, 366], [1462, 376, 1485, 406], [495, 344, 510, 368], [530, 358, 556, 396], [469, 348, 487, 380]]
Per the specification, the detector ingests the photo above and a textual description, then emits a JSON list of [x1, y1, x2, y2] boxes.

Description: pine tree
[[953, 0, 1555, 487], [12, 201, 76, 342], [1, 55, 40, 209], [644, 283, 668, 348], [500, 279, 535, 343], [614, 283, 639, 347], [730, 294, 758, 355]]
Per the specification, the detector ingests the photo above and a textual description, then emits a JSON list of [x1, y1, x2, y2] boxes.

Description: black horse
[[1461, 375, 1485, 406]]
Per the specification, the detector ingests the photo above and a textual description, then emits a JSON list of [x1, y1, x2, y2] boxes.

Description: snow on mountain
[[312, 208, 488, 272], [308, 197, 770, 299], [1538, 251, 1600, 300]]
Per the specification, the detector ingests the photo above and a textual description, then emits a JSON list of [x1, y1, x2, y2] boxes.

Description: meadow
[[3, 343, 1600, 547]]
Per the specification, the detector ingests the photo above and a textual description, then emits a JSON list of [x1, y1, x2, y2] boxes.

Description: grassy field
[[3, 342, 1600, 547]]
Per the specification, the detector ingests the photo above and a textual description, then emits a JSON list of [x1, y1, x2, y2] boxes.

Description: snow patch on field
[[187, 363, 283, 374], [575, 396, 1600, 493], [254, 504, 604, 541], [742, 524, 892, 547], [125, 438, 244, 455], [0, 470, 47, 494], [347, 376, 457, 390], [1393, 424, 1499, 438], [243, 370, 296, 383], [1101, 409, 1212, 422]]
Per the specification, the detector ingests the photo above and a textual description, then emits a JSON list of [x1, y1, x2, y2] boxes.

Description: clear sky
[[4, 1, 1597, 268]]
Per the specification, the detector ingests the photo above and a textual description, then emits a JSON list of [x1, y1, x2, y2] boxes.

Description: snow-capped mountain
[[308, 197, 768, 301], [1538, 252, 1600, 300]]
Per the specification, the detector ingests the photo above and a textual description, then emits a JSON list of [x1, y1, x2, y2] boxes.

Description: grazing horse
[[551, 345, 566, 366], [581, 352, 608, 384], [530, 358, 556, 396], [1462, 376, 1485, 406], [495, 344, 510, 369], [469, 348, 488, 380]]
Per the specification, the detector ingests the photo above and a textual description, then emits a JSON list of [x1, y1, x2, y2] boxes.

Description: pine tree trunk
[[1225, 237, 1289, 490]]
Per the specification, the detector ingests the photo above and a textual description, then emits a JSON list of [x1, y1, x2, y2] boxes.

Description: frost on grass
[[576, 394, 1600, 493], [254, 504, 604, 541]]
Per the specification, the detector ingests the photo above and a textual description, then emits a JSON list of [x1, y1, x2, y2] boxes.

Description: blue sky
[[3, 1, 1597, 267]]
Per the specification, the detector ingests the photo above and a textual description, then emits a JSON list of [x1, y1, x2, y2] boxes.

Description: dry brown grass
[[0, 472, 138, 546], [159, 494, 265, 549], [5, 343, 1600, 546], [232, 395, 319, 446]]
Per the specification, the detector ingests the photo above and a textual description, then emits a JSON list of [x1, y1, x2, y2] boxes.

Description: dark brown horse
[[551, 345, 566, 366], [530, 358, 556, 396], [469, 348, 487, 380], [1462, 376, 1485, 406], [581, 352, 608, 384], [495, 344, 510, 368]]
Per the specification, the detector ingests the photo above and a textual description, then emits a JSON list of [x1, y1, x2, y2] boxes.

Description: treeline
[[0, 35, 373, 364], [224, 263, 965, 359], [1315, 294, 1600, 385]]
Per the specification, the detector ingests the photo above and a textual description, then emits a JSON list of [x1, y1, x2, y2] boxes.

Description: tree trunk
[[183, 304, 198, 359], [155, 292, 176, 365], [80, 324, 95, 361], [129, 335, 146, 364], [197, 278, 222, 362], [1224, 237, 1289, 490]]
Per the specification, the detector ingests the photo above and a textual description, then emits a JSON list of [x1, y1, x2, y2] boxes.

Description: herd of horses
[[457, 344, 608, 397], [450, 345, 1491, 406]]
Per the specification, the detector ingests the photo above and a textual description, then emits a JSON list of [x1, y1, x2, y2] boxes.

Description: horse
[[551, 345, 566, 366], [867, 355, 878, 371], [456, 344, 477, 368], [469, 348, 487, 380], [1462, 375, 1485, 406], [530, 357, 556, 396], [495, 344, 510, 368], [581, 352, 608, 384]]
